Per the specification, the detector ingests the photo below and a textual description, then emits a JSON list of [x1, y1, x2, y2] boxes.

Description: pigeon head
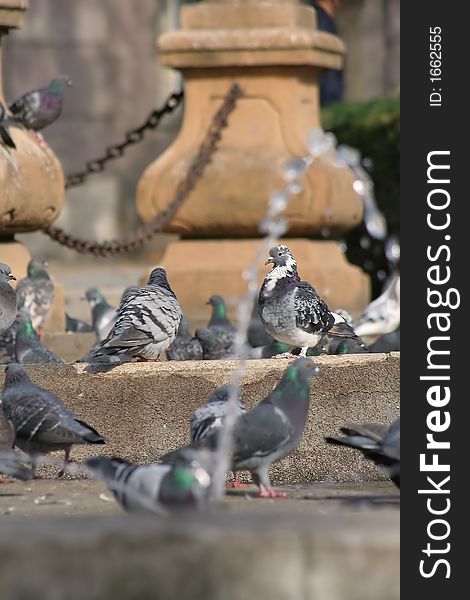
[[84, 288, 107, 307], [264, 246, 297, 274], [0, 263, 15, 283], [49, 76, 72, 94], [27, 259, 49, 279], [147, 267, 172, 290], [160, 449, 213, 508], [207, 295, 230, 325], [4, 362, 30, 386], [277, 357, 319, 398]]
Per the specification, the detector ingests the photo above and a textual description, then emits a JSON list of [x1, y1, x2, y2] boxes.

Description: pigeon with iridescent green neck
[[14, 312, 63, 364], [16, 259, 55, 333], [259, 245, 361, 357], [0, 263, 17, 334], [195, 295, 236, 360], [165, 358, 318, 497], [87, 447, 214, 514], [9, 76, 72, 131]]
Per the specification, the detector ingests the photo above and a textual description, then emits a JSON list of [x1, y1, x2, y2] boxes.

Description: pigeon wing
[[294, 281, 334, 335]]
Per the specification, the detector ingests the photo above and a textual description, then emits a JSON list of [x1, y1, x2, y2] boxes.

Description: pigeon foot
[[226, 479, 249, 489], [258, 485, 288, 499], [271, 352, 294, 359], [0, 476, 13, 484]]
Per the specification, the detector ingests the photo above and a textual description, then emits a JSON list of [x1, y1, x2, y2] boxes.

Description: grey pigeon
[[326, 419, 400, 488], [328, 336, 369, 355], [190, 384, 247, 487], [84, 268, 182, 363], [9, 75, 72, 131], [370, 329, 400, 353], [0, 400, 14, 451], [84, 288, 117, 341], [65, 313, 94, 333], [164, 358, 318, 497], [86, 447, 214, 514], [259, 245, 360, 356], [2, 363, 105, 475], [195, 326, 236, 360], [0, 263, 17, 334], [16, 259, 55, 333], [190, 384, 246, 444], [0, 451, 33, 481], [195, 295, 237, 360], [15, 312, 63, 364], [0, 102, 17, 149], [167, 317, 203, 361], [353, 273, 400, 337]]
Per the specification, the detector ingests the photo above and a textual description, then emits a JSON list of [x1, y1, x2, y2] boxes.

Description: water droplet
[[363, 260, 374, 271], [364, 210, 387, 241], [338, 240, 348, 253], [283, 158, 307, 182], [321, 227, 331, 239], [360, 236, 371, 249], [361, 157, 374, 172], [336, 144, 361, 167], [377, 269, 387, 281], [385, 236, 400, 265], [286, 181, 303, 195]]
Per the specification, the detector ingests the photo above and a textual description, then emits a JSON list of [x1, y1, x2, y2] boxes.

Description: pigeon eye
[[278, 252, 283, 257], [0, 270, 3, 274]]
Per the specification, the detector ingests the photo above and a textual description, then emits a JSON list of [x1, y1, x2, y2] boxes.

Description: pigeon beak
[[264, 257, 274, 266], [7, 274, 16, 281]]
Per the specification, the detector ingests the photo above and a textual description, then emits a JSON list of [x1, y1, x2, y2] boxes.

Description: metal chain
[[64, 90, 184, 189], [43, 84, 242, 257]]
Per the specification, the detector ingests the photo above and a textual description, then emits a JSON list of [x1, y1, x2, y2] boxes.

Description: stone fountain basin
[[0, 353, 400, 483]]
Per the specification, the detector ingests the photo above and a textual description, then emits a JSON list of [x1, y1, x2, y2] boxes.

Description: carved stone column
[[137, 0, 369, 323], [0, 0, 65, 331]]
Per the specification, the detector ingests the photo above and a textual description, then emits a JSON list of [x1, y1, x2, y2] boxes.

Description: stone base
[[0, 239, 65, 333], [159, 238, 370, 327]]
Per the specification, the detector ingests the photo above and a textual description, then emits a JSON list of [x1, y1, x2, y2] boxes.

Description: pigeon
[[190, 384, 247, 487], [369, 329, 400, 353], [328, 337, 369, 355], [259, 245, 360, 356], [9, 75, 72, 131], [193, 295, 237, 360], [86, 447, 214, 514], [84, 288, 117, 341], [163, 358, 318, 497], [0, 263, 17, 334], [247, 304, 275, 349], [0, 102, 17, 149], [65, 313, 94, 333], [1, 363, 105, 475], [84, 268, 182, 363], [195, 326, 236, 360], [353, 273, 400, 337], [167, 317, 203, 361], [326, 419, 400, 488], [14, 312, 63, 364], [16, 258, 55, 333], [190, 384, 247, 444], [207, 295, 236, 331], [0, 400, 14, 451], [0, 451, 33, 481]]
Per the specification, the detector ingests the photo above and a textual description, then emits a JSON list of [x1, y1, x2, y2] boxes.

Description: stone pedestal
[[136, 0, 369, 319], [0, 1, 65, 331]]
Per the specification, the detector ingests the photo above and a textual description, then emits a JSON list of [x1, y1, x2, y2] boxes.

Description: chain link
[[64, 90, 184, 189], [43, 84, 242, 257]]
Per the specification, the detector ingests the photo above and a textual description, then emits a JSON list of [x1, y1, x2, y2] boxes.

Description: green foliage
[[322, 98, 400, 232]]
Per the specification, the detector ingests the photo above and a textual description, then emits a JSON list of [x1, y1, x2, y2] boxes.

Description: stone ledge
[[0, 509, 399, 600], [0, 353, 400, 482]]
